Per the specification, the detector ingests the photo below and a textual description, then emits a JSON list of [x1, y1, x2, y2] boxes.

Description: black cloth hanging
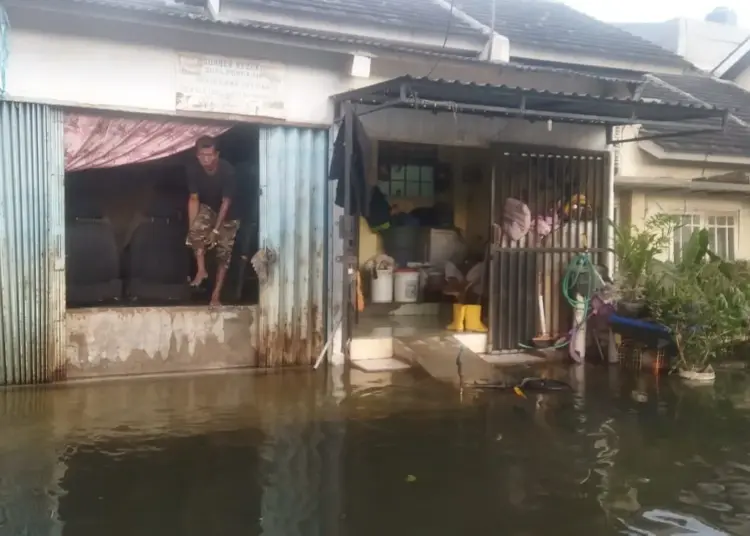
[[329, 113, 379, 215], [330, 113, 369, 211], [328, 114, 391, 230]]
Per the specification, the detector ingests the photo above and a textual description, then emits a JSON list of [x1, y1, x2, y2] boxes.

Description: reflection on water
[[3, 366, 750, 535]]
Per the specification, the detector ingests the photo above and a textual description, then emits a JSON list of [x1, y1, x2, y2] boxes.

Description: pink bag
[[502, 198, 532, 242]]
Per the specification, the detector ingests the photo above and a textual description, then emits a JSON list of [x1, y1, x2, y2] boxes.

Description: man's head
[[195, 136, 219, 171]]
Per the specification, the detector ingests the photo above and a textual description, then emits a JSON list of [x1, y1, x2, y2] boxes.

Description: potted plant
[[611, 215, 676, 317], [646, 230, 750, 383]]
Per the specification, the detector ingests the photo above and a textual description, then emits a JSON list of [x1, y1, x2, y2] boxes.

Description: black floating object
[[518, 378, 573, 392]]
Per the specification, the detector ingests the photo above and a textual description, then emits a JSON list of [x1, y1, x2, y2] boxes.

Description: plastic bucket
[[371, 269, 394, 303], [394, 269, 420, 303]]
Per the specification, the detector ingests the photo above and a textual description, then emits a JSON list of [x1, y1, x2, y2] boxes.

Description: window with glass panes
[[671, 213, 736, 261], [377, 143, 437, 200], [706, 214, 736, 260], [381, 164, 435, 198]]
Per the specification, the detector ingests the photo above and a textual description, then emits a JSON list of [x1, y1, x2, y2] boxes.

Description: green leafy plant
[[646, 229, 750, 372], [611, 215, 677, 303]]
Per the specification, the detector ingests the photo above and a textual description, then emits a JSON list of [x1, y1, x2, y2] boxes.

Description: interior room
[[354, 139, 607, 355], [356, 141, 494, 328], [65, 122, 259, 309]]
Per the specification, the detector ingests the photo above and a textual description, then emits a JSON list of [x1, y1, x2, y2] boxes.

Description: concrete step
[[452, 332, 487, 354], [350, 358, 412, 373], [394, 333, 502, 386], [350, 335, 393, 361], [479, 352, 548, 366]]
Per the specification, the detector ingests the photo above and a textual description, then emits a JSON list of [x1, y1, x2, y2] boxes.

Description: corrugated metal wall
[[257, 126, 328, 367], [0, 101, 66, 384]]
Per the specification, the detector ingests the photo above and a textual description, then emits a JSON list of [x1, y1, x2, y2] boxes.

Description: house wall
[[617, 126, 736, 180], [617, 126, 750, 260], [7, 26, 347, 126], [66, 306, 258, 379], [619, 190, 750, 259], [6, 6, 621, 373]]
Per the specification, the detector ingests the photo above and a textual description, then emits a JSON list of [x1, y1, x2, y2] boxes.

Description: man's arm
[[214, 165, 236, 230], [188, 194, 200, 225], [187, 166, 200, 224]]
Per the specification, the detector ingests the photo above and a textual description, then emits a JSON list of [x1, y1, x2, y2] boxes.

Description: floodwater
[[2, 366, 750, 536]]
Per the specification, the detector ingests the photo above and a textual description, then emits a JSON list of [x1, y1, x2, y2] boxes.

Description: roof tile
[[453, 0, 690, 68], [642, 74, 750, 157], [226, 0, 482, 37]]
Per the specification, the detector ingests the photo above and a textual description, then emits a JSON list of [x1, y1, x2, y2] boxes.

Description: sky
[[563, 0, 750, 26]]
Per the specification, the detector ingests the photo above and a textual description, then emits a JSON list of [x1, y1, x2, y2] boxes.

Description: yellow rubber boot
[[464, 305, 488, 332], [446, 304, 466, 332]]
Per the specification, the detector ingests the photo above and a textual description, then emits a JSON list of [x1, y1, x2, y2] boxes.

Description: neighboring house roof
[[224, 0, 483, 38], [22, 0, 696, 72], [641, 73, 750, 157], [451, 0, 691, 68], [28, 0, 482, 58], [224, 0, 693, 70]]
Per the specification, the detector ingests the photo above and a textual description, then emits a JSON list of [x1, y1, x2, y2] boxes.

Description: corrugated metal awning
[[332, 75, 729, 129]]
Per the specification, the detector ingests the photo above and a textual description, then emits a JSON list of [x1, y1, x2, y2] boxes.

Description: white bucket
[[371, 269, 394, 303], [394, 269, 420, 303]]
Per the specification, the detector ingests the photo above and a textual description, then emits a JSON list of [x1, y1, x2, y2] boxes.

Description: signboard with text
[[175, 53, 286, 119]]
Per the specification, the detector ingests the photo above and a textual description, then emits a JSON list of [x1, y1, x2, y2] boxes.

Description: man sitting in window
[[186, 136, 240, 307]]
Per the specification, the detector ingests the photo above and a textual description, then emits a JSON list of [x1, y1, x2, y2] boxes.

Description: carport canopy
[[331, 75, 729, 132]]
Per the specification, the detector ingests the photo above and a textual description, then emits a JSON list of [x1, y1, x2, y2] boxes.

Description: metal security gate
[[488, 149, 610, 353], [0, 101, 66, 384]]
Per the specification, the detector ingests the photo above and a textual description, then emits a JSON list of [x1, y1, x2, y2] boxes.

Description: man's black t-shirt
[[187, 159, 239, 220]]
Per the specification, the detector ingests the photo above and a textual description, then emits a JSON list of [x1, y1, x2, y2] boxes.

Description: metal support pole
[[487, 160, 497, 353], [341, 101, 355, 359], [605, 146, 616, 274]]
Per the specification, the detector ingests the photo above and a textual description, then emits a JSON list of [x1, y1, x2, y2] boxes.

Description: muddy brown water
[[2, 365, 750, 535]]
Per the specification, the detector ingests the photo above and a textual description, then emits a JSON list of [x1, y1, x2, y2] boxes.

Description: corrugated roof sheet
[[333, 75, 725, 126], [453, 0, 691, 68], [642, 74, 750, 157]]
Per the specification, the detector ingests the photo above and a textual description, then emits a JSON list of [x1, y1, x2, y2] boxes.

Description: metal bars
[[488, 150, 609, 353]]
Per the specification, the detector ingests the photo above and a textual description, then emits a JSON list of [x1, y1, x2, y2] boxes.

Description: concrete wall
[[616, 126, 750, 260], [617, 126, 739, 180], [6, 18, 348, 125], [65, 306, 258, 379], [619, 189, 750, 259]]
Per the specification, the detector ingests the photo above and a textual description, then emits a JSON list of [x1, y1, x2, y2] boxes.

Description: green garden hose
[[519, 251, 600, 351]]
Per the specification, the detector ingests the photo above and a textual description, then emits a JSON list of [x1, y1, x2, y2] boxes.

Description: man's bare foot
[[190, 270, 208, 287]]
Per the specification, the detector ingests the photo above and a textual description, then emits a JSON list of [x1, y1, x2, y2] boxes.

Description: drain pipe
[[488, 0, 496, 63], [314, 317, 342, 369]]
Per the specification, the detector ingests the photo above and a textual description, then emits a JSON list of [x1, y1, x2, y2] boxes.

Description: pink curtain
[[64, 113, 229, 172]]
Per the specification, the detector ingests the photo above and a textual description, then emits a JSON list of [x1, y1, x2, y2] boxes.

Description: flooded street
[[2, 366, 750, 535]]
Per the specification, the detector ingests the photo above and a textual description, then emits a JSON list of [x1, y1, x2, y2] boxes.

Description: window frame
[[377, 142, 439, 201], [669, 211, 738, 262]]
